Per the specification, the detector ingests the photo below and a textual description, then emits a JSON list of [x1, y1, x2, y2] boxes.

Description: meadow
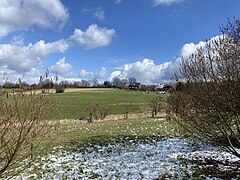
[[43, 118, 176, 151], [1, 88, 239, 179], [41, 88, 170, 151], [51, 88, 166, 120]]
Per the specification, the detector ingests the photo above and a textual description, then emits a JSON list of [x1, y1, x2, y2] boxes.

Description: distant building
[[155, 84, 164, 91], [128, 83, 141, 90], [155, 84, 173, 93]]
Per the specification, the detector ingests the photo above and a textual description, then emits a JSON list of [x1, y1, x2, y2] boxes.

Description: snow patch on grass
[[15, 137, 240, 179]]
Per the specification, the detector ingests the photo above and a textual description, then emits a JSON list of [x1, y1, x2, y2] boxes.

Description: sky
[[0, 0, 239, 84]]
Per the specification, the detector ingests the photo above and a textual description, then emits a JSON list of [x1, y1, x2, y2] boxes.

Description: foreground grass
[[51, 89, 167, 120], [42, 118, 176, 153]]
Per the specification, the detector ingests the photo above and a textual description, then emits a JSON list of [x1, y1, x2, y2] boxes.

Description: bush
[[55, 85, 65, 93], [169, 18, 240, 158], [0, 93, 54, 178], [145, 96, 165, 118], [86, 103, 109, 123]]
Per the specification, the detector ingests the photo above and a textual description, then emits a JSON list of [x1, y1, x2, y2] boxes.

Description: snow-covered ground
[[15, 137, 240, 180]]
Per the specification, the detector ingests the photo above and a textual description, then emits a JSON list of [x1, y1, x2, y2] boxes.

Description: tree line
[[1, 76, 173, 93]]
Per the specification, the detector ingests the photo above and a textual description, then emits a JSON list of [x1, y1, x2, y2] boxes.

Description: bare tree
[[0, 92, 53, 178], [0, 70, 54, 178], [128, 77, 137, 84], [123, 104, 133, 119], [145, 97, 165, 118], [119, 79, 128, 89], [169, 18, 240, 158], [86, 103, 109, 123], [112, 77, 121, 88]]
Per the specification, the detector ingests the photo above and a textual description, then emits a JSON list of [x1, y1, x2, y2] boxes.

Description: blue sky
[[0, 0, 239, 84]]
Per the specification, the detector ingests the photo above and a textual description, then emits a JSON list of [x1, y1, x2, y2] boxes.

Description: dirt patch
[[64, 88, 113, 92], [13, 89, 56, 95], [20, 88, 113, 95]]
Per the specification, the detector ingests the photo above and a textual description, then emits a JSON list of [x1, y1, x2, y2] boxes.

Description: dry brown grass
[[22, 88, 113, 95], [46, 112, 167, 126], [64, 88, 113, 92]]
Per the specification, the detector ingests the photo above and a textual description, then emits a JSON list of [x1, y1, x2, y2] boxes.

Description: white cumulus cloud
[[0, 39, 69, 73], [96, 67, 107, 78], [108, 36, 219, 84], [79, 69, 94, 78], [0, 23, 115, 82], [0, 0, 69, 37], [108, 71, 122, 81], [79, 67, 107, 79], [108, 59, 172, 84], [70, 24, 116, 49], [49, 57, 72, 75], [0, 67, 41, 84], [153, 0, 185, 6]]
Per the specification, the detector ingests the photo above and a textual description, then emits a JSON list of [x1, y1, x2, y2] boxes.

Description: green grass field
[[42, 118, 176, 153], [50, 89, 167, 120]]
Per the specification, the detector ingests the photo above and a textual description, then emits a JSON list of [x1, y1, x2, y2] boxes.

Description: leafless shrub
[[55, 85, 65, 93], [123, 104, 133, 119], [0, 92, 54, 178], [86, 103, 109, 123], [145, 97, 165, 118], [0, 69, 55, 178], [168, 18, 240, 158]]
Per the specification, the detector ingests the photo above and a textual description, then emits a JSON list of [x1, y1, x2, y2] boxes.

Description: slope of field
[[50, 88, 166, 120]]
